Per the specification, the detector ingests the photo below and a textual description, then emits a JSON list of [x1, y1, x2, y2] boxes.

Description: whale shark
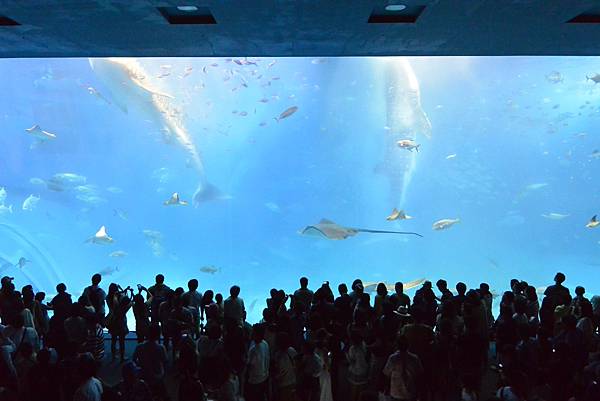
[[378, 58, 431, 209], [88, 58, 220, 207]]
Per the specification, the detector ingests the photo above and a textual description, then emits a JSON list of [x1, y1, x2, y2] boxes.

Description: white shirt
[[247, 340, 269, 384], [274, 347, 298, 388], [21, 309, 35, 330], [383, 351, 423, 400], [3, 326, 40, 352], [347, 343, 369, 384], [74, 377, 103, 401]]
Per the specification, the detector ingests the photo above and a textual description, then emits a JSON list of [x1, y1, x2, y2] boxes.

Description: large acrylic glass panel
[[0, 57, 598, 320]]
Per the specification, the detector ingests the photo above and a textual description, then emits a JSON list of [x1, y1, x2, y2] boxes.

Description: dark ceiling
[[1, 0, 600, 58]]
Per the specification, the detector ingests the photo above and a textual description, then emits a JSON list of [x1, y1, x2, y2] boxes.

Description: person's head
[[395, 334, 409, 352], [338, 283, 348, 295], [575, 286, 585, 297], [436, 279, 448, 291], [525, 286, 538, 302], [148, 324, 161, 342], [252, 323, 265, 343], [466, 289, 480, 305], [395, 281, 404, 294], [34, 291, 45, 302], [376, 282, 387, 296], [275, 331, 291, 351], [215, 293, 223, 303], [36, 348, 51, 366], [554, 272, 565, 284], [352, 279, 363, 292], [479, 282, 490, 294], [78, 295, 90, 307], [501, 291, 515, 305], [456, 282, 467, 295], [56, 283, 67, 293], [202, 290, 214, 303], [188, 279, 198, 291], [155, 274, 165, 284], [121, 361, 141, 383], [91, 274, 101, 286], [22, 284, 33, 296], [108, 283, 118, 294], [1, 276, 14, 289], [262, 308, 274, 323], [299, 277, 308, 289], [77, 353, 98, 380], [423, 281, 432, 289], [510, 278, 520, 292], [230, 285, 240, 297]]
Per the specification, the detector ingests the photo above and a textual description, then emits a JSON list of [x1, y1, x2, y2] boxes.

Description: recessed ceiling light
[[385, 4, 407, 11], [176, 5, 199, 12]]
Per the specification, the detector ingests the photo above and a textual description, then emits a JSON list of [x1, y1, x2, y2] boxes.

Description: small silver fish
[[275, 106, 298, 122]]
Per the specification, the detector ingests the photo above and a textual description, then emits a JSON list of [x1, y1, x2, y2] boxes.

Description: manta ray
[[301, 219, 422, 240], [88, 58, 222, 207]]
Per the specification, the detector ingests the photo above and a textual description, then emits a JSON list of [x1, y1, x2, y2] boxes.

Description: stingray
[[301, 219, 422, 240]]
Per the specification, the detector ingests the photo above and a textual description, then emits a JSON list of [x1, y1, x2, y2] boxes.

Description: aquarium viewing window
[[0, 56, 599, 322]]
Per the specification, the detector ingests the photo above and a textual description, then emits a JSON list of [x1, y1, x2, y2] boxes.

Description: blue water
[[0, 57, 599, 322]]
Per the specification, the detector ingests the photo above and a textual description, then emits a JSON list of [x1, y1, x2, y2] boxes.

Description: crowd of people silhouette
[[0, 272, 598, 401]]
